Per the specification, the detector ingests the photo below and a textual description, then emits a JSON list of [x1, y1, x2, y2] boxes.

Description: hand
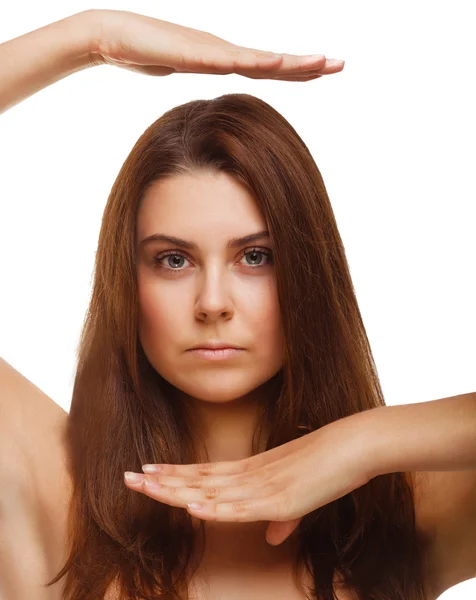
[[124, 414, 372, 546], [86, 8, 344, 81]]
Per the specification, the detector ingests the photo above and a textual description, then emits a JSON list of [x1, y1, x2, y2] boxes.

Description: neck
[[169, 374, 281, 464]]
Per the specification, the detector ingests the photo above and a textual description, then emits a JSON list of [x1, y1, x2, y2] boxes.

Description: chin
[[176, 383, 257, 404], [147, 355, 283, 404], [168, 372, 273, 405]]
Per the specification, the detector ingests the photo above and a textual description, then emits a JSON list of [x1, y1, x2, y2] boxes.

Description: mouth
[[189, 346, 240, 350], [187, 347, 244, 360], [188, 341, 244, 351]]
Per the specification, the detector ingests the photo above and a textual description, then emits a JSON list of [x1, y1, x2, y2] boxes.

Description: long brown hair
[[46, 93, 431, 599]]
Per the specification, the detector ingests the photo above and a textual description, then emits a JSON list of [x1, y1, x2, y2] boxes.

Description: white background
[[0, 1, 474, 597]]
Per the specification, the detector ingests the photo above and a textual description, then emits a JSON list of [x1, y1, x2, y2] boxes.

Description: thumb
[[265, 518, 302, 546]]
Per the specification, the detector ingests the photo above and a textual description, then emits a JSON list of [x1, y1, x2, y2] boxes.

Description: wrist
[[358, 393, 476, 479], [64, 10, 105, 68]]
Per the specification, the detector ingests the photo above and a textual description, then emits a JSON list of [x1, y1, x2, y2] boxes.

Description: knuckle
[[186, 477, 203, 488], [233, 501, 250, 514], [204, 487, 218, 500], [197, 463, 213, 475]]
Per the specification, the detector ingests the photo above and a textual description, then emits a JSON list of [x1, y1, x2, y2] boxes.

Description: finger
[[265, 518, 302, 546], [140, 472, 253, 490], [258, 61, 344, 79], [137, 57, 341, 80], [135, 468, 268, 503], [139, 478, 265, 506], [234, 52, 344, 77], [141, 445, 285, 478], [243, 49, 327, 71], [127, 64, 322, 79], [232, 51, 328, 77], [313, 58, 345, 74], [175, 48, 327, 77], [245, 67, 322, 80], [142, 460, 249, 477], [268, 73, 323, 82], [171, 47, 284, 74], [187, 493, 284, 523], [141, 432, 310, 478]]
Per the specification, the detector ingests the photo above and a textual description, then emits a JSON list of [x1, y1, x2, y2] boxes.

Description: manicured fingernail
[[187, 503, 203, 511], [142, 464, 161, 473]]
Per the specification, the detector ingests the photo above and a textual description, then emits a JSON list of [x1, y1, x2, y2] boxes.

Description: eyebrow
[[139, 230, 270, 250]]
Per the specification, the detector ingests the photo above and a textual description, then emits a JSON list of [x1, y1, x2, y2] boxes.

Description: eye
[[152, 247, 273, 274]]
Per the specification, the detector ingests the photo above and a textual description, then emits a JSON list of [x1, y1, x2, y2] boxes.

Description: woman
[[0, 8, 475, 600]]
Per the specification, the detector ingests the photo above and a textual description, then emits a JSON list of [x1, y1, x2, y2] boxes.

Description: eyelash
[[152, 247, 273, 274]]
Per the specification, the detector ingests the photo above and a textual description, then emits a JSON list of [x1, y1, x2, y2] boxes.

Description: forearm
[[360, 391, 476, 477], [0, 10, 100, 115]]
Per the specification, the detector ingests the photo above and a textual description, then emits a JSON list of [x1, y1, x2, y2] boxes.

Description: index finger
[[225, 49, 344, 80], [142, 459, 248, 476], [230, 48, 327, 74]]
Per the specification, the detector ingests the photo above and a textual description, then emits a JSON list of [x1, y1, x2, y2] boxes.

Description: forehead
[[136, 170, 266, 238]]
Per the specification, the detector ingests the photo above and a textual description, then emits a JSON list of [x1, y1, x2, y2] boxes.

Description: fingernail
[[142, 464, 161, 473], [187, 503, 203, 511]]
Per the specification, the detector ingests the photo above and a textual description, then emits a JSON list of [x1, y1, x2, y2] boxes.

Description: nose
[[194, 268, 234, 322]]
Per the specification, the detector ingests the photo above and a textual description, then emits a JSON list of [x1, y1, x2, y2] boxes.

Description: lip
[[188, 348, 244, 360], [188, 340, 244, 350]]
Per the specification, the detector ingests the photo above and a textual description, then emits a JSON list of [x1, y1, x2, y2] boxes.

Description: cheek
[[249, 286, 285, 362], [138, 280, 181, 350]]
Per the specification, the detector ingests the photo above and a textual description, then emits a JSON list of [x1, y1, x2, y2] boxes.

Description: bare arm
[[0, 10, 99, 115], [0, 8, 343, 117]]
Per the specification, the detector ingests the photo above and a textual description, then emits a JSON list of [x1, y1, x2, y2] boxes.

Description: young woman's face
[[135, 169, 284, 404]]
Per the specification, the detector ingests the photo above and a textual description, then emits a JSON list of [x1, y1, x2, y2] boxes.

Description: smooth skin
[[75, 8, 342, 548], [0, 9, 345, 598], [89, 9, 345, 79], [80, 7, 344, 548], [0, 8, 344, 116], [124, 412, 370, 546], [2, 9, 475, 600]]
